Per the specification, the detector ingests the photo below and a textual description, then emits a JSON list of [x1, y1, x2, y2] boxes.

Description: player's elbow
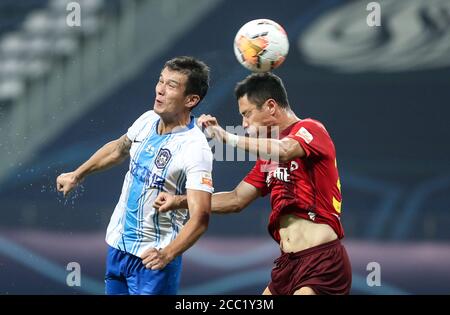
[[110, 150, 127, 165], [278, 148, 291, 163], [278, 154, 289, 163], [232, 193, 245, 213], [111, 138, 130, 162], [272, 140, 286, 163], [278, 141, 298, 163], [232, 202, 245, 213], [192, 211, 210, 232]]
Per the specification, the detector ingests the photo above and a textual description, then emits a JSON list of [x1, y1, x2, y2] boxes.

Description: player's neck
[[278, 109, 300, 132], [158, 113, 191, 135]]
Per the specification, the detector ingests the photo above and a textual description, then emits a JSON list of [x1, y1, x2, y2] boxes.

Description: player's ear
[[185, 94, 200, 110], [266, 99, 277, 115]]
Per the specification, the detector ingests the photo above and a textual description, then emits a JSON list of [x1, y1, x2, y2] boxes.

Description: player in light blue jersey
[[56, 56, 213, 295]]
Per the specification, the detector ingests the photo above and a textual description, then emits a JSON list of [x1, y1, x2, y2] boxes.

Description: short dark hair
[[164, 56, 210, 103], [234, 72, 289, 109]]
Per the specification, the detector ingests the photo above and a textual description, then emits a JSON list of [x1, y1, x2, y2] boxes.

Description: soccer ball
[[233, 19, 289, 72]]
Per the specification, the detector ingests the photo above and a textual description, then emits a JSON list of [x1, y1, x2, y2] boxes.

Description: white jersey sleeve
[[184, 142, 214, 194], [126, 111, 153, 141]]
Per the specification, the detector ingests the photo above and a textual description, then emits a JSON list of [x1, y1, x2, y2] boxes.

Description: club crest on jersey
[[155, 148, 171, 169]]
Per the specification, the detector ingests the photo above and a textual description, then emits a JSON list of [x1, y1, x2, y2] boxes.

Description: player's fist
[[141, 248, 171, 270], [197, 114, 225, 141], [197, 114, 218, 128], [153, 192, 179, 212], [56, 172, 80, 197]]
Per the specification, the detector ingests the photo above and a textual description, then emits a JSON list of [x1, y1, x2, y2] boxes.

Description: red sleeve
[[243, 160, 270, 197], [286, 120, 333, 158]]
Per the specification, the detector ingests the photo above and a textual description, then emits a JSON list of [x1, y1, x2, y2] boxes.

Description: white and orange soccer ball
[[233, 19, 289, 73]]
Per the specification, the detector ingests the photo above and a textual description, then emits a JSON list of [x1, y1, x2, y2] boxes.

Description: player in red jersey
[[153, 72, 352, 295]]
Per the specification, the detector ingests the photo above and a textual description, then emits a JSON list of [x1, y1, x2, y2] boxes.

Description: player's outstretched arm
[[198, 114, 305, 162], [211, 180, 260, 213], [154, 180, 260, 214], [141, 189, 211, 270], [56, 134, 131, 197]]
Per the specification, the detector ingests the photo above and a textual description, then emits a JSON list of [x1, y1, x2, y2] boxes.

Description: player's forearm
[[212, 191, 242, 213], [226, 133, 284, 162], [171, 191, 241, 214], [162, 212, 209, 260], [170, 191, 240, 214], [171, 195, 188, 209], [74, 140, 127, 180]]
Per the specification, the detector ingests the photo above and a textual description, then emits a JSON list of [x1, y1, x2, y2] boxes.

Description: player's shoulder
[[133, 110, 158, 125], [182, 126, 212, 159], [142, 110, 159, 121], [297, 118, 326, 129], [178, 126, 212, 166], [293, 118, 329, 135], [185, 123, 210, 145]]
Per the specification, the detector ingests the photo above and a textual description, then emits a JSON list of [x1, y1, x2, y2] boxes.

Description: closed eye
[[243, 110, 252, 118]]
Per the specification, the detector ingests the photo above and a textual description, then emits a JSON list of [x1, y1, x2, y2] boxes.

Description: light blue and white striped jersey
[[106, 110, 213, 257]]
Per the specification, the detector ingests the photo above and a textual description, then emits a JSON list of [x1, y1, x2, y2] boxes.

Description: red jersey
[[243, 118, 344, 243]]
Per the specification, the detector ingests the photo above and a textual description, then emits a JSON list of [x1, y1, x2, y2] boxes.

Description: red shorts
[[268, 239, 352, 295]]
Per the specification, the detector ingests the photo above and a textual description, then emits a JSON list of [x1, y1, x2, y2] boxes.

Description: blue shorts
[[104, 245, 182, 295]]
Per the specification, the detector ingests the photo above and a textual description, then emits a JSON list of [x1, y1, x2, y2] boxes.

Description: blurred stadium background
[[0, 0, 449, 295]]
